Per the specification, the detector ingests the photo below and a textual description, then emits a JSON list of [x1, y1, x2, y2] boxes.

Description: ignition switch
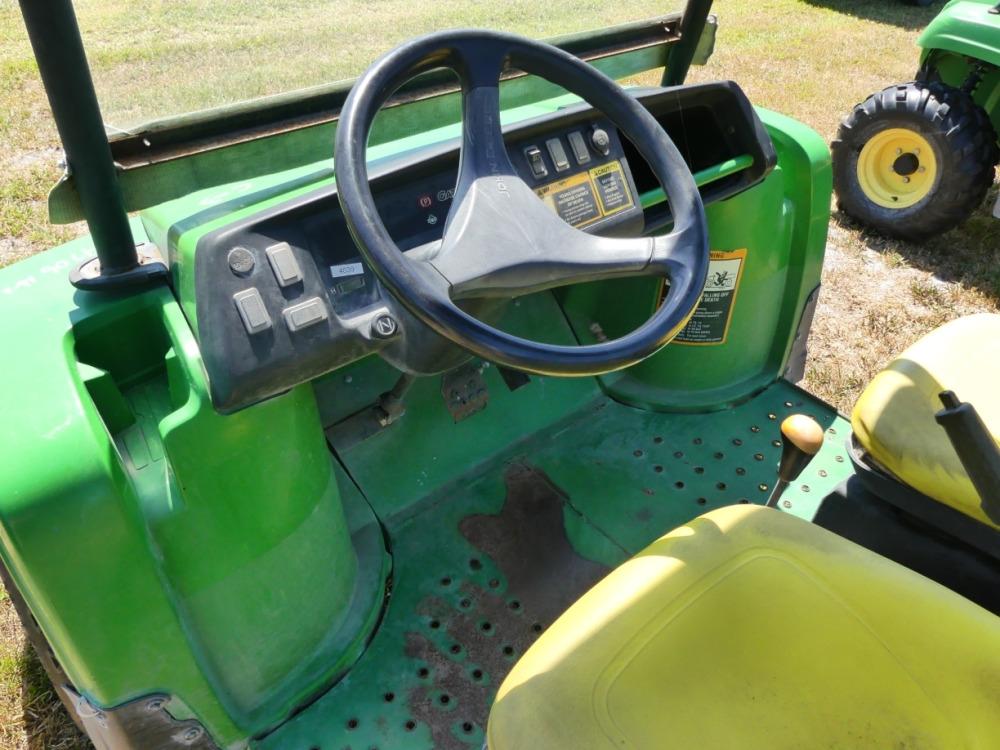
[[591, 128, 611, 156]]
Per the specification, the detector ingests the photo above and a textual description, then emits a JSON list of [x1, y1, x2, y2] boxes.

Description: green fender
[[918, 1, 1000, 68]]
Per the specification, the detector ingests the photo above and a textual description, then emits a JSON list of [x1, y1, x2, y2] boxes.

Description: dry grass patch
[[804, 200, 999, 413], [688, 2, 997, 413]]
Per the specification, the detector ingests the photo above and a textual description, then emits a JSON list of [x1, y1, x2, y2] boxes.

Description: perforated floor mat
[[256, 382, 851, 750]]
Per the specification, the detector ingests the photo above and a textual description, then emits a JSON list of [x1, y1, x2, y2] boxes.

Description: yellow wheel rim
[[857, 128, 938, 209]]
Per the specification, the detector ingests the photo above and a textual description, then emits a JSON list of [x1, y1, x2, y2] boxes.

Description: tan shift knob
[[767, 414, 824, 508], [780, 414, 825, 456]]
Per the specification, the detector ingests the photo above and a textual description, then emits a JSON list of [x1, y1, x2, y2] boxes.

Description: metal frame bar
[[17, 0, 141, 281], [664, 0, 716, 86]]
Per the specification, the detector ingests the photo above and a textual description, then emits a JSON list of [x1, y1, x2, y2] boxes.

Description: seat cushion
[[487, 505, 1000, 750], [852, 313, 1000, 529]]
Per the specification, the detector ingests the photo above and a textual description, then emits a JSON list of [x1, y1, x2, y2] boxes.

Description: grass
[[0, 0, 996, 748]]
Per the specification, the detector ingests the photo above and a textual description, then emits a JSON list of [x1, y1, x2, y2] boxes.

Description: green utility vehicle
[[3, 1, 1000, 749], [833, 0, 1000, 239]]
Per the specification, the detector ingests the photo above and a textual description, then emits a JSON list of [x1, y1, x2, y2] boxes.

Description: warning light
[[418, 194, 433, 209]]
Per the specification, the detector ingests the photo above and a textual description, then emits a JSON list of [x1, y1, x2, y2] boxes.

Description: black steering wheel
[[335, 30, 709, 376]]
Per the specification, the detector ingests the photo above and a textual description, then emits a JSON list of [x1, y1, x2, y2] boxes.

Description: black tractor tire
[[832, 81, 999, 241], [905, 0, 936, 6]]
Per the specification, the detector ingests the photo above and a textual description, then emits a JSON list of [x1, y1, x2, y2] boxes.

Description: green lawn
[[0, 0, 995, 748]]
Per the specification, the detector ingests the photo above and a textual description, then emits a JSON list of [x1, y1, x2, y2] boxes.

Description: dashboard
[[194, 82, 776, 412]]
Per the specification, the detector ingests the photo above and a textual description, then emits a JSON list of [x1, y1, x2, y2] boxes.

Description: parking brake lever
[[766, 414, 824, 508], [935, 391, 1000, 524]]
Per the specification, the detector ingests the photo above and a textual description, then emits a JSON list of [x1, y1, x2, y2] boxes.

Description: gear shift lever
[[766, 414, 824, 508]]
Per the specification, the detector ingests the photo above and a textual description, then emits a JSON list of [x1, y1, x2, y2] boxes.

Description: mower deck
[[258, 380, 851, 750]]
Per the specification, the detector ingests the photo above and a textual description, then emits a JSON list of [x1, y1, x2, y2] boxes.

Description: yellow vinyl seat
[[852, 313, 1000, 530], [487, 505, 1000, 750]]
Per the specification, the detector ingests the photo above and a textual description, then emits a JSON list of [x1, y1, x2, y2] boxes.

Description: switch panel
[[523, 145, 548, 179], [545, 137, 570, 172], [265, 241, 304, 287], [282, 297, 329, 332], [567, 131, 591, 165], [233, 288, 272, 334]]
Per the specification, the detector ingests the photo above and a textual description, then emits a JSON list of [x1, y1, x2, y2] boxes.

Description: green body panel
[[0, 228, 388, 746], [919, 0, 1000, 69], [919, 1, 1000, 133], [561, 108, 831, 411], [0, 82, 833, 747]]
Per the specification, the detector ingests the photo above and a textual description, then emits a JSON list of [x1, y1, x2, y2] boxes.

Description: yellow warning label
[[658, 249, 747, 346], [589, 160, 634, 217], [534, 159, 635, 229], [536, 171, 603, 228]]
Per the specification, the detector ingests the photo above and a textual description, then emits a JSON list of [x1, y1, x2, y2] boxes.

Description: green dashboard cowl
[[141, 95, 580, 339]]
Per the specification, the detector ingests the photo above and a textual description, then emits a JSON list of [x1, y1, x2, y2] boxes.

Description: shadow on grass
[[802, 0, 941, 32], [19, 642, 89, 750], [830, 182, 1000, 302]]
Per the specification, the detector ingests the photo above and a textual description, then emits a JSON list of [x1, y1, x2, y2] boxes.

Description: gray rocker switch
[[265, 242, 303, 287], [233, 288, 272, 334], [546, 137, 570, 172], [283, 297, 329, 332], [567, 131, 591, 164]]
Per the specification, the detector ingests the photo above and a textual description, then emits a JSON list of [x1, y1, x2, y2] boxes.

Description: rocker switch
[[282, 297, 329, 332], [567, 131, 591, 164], [233, 288, 272, 334], [546, 138, 570, 172], [265, 242, 303, 287], [524, 145, 548, 179]]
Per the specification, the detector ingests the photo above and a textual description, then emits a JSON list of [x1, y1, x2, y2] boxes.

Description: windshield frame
[[17, 0, 714, 283]]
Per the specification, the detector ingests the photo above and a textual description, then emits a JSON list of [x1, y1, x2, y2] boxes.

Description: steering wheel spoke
[[448, 41, 516, 217]]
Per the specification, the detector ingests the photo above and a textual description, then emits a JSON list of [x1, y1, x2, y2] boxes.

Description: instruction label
[[536, 171, 602, 228], [671, 249, 747, 345], [589, 161, 634, 216], [534, 160, 635, 228]]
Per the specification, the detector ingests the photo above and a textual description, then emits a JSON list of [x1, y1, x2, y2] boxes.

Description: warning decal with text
[[671, 249, 747, 345]]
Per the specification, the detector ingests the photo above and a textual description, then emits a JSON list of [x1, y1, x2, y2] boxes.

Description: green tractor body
[[2, 2, 999, 749], [921, 0, 1000, 72], [833, 0, 1000, 238]]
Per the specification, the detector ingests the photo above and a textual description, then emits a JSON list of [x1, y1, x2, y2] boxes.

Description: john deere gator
[[2, 1, 998, 748]]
